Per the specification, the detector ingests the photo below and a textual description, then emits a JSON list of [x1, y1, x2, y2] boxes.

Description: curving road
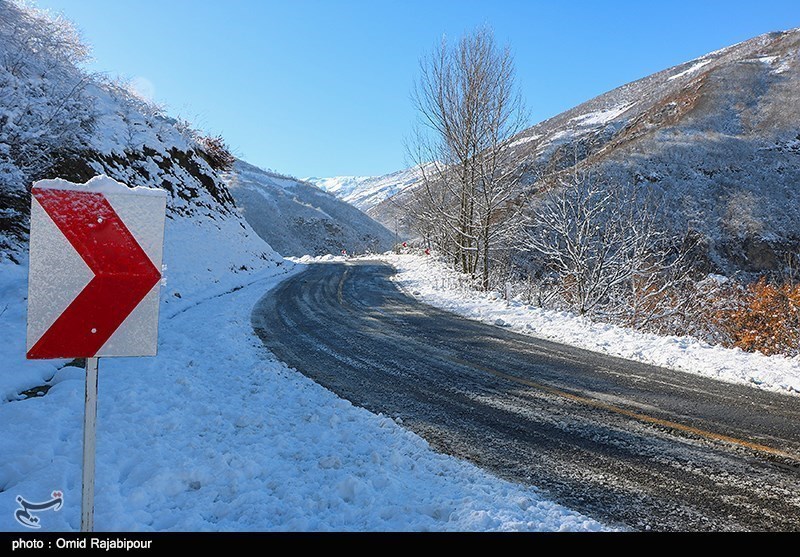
[[252, 261, 800, 531]]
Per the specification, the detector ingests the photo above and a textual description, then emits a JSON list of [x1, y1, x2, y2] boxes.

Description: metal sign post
[[81, 357, 99, 532]]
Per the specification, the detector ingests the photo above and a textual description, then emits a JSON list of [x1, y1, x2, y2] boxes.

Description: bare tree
[[408, 26, 526, 289], [525, 166, 694, 324]]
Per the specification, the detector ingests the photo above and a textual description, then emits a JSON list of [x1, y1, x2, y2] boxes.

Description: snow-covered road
[[254, 260, 800, 531]]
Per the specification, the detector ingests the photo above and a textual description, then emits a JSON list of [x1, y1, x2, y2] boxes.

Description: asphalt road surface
[[252, 261, 800, 531]]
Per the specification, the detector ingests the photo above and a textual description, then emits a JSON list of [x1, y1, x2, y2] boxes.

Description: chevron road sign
[[25, 175, 166, 532], [26, 176, 167, 359]]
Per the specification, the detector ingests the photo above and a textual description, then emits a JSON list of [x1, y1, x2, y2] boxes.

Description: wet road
[[252, 261, 800, 531]]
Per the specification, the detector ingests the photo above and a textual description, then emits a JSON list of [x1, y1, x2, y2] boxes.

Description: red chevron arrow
[[26, 188, 161, 359]]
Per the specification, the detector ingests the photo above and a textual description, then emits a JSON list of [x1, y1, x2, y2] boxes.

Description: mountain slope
[[226, 161, 395, 256], [375, 28, 800, 274]]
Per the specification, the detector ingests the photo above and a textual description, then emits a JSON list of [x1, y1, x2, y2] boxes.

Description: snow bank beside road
[[385, 254, 800, 397]]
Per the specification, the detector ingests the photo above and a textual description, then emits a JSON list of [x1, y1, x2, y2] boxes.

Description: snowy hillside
[[376, 28, 800, 275], [0, 3, 275, 271], [307, 167, 421, 213], [226, 161, 395, 256]]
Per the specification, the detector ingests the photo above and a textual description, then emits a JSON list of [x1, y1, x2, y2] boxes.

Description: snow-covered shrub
[[0, 2, 95, 170], [523, 170, 695, 327]]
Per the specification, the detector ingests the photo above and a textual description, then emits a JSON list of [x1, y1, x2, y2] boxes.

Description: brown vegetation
[[708, 277, 800, 356], [197, 134, 236, 172]]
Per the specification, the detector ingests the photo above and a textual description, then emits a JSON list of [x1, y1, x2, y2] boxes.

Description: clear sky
[[34, 0, 800, 178]]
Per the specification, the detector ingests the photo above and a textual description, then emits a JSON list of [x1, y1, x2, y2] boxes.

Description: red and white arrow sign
[[26, 176, 167, 359]]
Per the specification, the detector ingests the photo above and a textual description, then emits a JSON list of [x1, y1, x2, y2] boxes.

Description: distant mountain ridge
[[307, 167, 422, 212]]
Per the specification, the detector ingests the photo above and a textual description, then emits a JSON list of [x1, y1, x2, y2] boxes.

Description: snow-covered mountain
[[306, 176, 375, 205], [375, 28, 800, 274], [307, 167, 422, 212], [225, 161, 394, 256]]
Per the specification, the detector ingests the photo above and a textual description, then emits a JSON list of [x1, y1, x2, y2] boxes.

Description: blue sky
[[36, 0, 800, 178]]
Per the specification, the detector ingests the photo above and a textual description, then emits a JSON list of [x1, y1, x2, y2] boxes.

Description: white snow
[[532, 129, 576, 155], [32, 175, 166, 197], [772, 51, 795, 74], [743, 55, 790, 74], [384, 254, 800, 397], [668, 60, 713, 81], [508, 134, 541, 148], [529, 104, 633, 158], [308, 175, 372, 199], [569, 104, 633, 127]]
